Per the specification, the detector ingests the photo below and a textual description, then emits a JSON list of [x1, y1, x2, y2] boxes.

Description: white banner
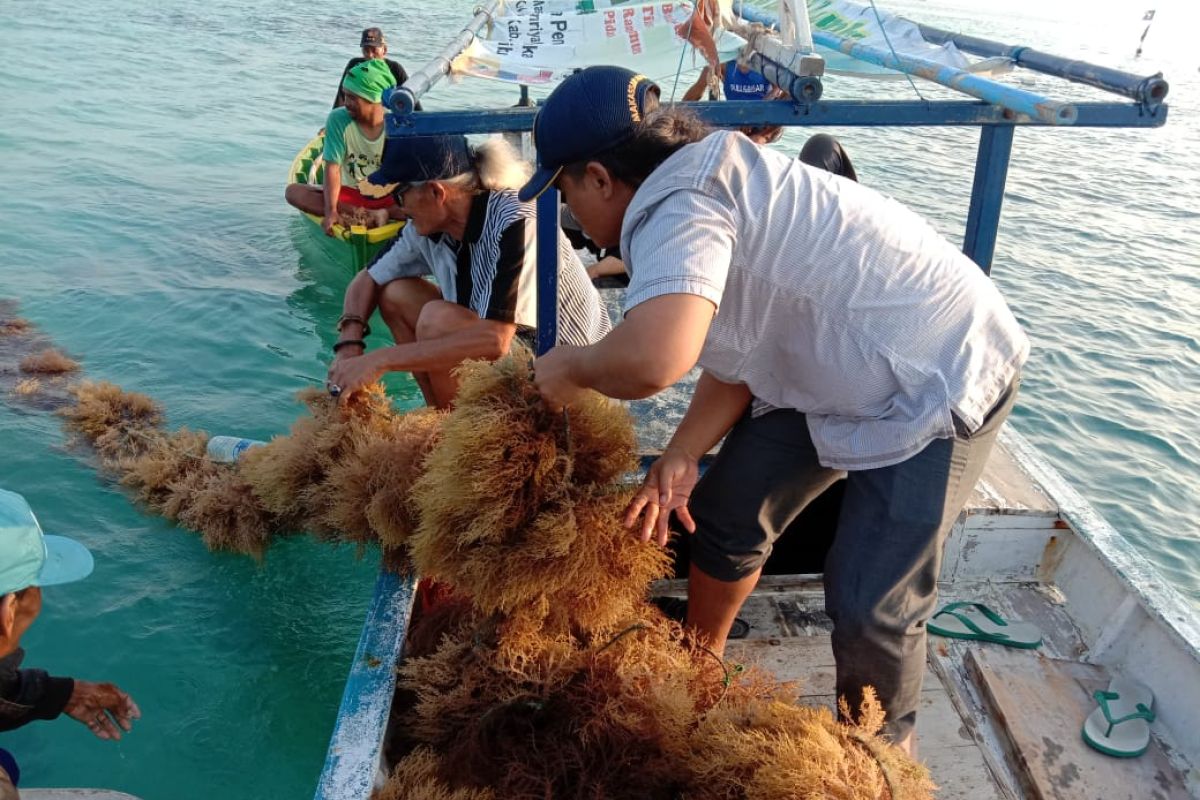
[[453, 1, 707, 84], [804, 0, 973, 76]]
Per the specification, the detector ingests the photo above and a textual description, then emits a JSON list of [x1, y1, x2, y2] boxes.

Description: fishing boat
[[312, 2, 1193, 798], [287, 132, 404, 272]]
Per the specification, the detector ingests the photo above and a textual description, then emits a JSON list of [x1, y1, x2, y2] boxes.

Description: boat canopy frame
[[314, 5, 1169, 798]]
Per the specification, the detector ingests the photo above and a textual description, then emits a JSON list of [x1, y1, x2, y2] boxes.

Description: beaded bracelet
[[332, 338, 366, 353], [336, 314, 371, 337]]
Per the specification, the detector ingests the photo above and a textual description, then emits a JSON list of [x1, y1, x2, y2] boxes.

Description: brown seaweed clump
[[0, 317, 32, 336], [391, 613, 933, 800], [319, 406, 444, 552], [60, 378, 436, 558], [409, 352, 664, 634], [377, 748, 495, 800], [238, 384, 401, 534], [19, 348, 80, 375], [61, 381, 165, 465], [12, 378, 40, 396]]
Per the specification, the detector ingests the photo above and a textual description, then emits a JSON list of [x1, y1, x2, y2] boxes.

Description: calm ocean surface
[[0, 0, 1196, 794]]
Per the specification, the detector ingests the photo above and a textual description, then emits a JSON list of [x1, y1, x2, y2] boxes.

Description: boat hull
[[287, 134, 402, 272]]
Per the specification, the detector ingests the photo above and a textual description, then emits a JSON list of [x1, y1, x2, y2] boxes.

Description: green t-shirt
[[322, 107, 386, 186]]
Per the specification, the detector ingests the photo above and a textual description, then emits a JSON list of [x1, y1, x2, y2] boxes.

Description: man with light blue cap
[[0, 489, 140, 791]]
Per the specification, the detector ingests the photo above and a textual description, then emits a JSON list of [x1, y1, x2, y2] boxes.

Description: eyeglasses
[[394, 182, 428, 208]]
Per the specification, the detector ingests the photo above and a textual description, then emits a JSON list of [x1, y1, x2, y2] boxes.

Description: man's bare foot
[[366, 207, 391, 228]]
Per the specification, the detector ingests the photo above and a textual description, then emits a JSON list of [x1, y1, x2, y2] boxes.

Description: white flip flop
[[1082, 676, 1156, 758]]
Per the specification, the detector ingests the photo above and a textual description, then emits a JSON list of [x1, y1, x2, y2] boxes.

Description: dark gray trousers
[[688, 381, 1018, 742]]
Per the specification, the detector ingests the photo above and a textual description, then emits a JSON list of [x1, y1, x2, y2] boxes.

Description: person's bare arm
[[681, 65, 713, 102], [534, 293, 715, 406], [625, 371, 752, 544], [586, 254, 627, 281], [322, 162, 343, 235], [332, 269, 384, 360], [327, 317, 515, 398]]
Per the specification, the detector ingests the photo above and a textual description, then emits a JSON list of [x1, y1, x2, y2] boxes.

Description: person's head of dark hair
[[561, 104, 711, 190], [798, 133, 858, 182]]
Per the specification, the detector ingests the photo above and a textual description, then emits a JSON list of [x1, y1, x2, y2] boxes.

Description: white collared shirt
[[620, 131, 1029, 470]]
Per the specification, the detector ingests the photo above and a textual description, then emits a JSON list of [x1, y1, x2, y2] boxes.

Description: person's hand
[[533, 346, 586, 412], [65, 680, 141, 741], [326, 350, 384, 402], [321, 210, 341, 237], [623, 446, 700, 546]]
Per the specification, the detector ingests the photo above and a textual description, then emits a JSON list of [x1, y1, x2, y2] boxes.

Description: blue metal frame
[[915, 23, 1169, 109], [387, 100, 1166, 138], [536, 186, 561, 354], [963, 125, 1015, 274]]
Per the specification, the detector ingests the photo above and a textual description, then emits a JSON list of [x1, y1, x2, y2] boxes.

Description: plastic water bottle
[[206, 435, 266, 463]]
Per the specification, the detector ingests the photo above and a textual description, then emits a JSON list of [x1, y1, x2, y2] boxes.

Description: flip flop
[[1082, 677, 1156, 758], [926, 601, 1042, 649]]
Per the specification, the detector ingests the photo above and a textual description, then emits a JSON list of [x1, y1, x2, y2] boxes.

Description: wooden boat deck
[[651, 433, 1199, 799]]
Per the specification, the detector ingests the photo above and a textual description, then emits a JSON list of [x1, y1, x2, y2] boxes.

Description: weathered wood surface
[[966, 647, 1193, 800], [723, 596, 1007, 800]]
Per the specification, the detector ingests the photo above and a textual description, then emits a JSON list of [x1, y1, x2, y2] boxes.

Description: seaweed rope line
[[847, 730, 901, 800], [867, 0, 927, 103]]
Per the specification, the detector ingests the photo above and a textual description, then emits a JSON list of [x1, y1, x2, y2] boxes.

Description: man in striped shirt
[[524, 67, 1028, 752], [327, 134, 609, 409]]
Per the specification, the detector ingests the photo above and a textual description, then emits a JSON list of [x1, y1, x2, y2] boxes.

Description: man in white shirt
[[522, 66, 1028, 752]]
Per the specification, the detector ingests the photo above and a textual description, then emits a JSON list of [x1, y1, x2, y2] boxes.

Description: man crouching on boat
[[285, 59, 397, 234], [326, 134, 610, 408], [525, 67, 1029, 755]]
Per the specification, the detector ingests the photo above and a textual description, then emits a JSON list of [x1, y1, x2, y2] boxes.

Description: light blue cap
[[0, 488, 94, 596]]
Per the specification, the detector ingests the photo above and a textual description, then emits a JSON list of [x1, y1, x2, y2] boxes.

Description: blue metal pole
[[536, 187, 560, 355], [962, 124, 1015, 274], [385, 101, 1164, 138], [916, 24, 1169, 108], [733, 0, 1077, 125]]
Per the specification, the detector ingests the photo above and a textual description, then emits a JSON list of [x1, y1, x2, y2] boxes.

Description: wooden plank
[[966, 648, 1193, 800]]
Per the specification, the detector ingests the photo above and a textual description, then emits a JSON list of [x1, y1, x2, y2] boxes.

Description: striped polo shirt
[[366, 190, 610, 347], [620, 131, 1029, 471]]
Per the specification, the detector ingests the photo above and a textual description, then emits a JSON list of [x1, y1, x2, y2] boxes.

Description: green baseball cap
[[0, 488, 94, 596]]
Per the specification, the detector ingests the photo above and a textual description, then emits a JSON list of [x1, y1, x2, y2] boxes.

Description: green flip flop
[[1082, 677, 1156, 758], [926, 601, 1043, 649]]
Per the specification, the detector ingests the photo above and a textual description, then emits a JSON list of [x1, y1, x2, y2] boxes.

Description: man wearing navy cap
[[524, 66, 1027, 754], [0, 488, 140, 790], [325, 133, 608, 408]]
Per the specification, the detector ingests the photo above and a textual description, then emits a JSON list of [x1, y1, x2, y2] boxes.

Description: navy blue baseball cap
[[518, 66, 660, 202], [359, 134, 474, 199]]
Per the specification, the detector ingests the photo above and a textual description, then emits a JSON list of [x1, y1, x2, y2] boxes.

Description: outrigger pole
[[386, 0, 503, 116], [732, 0, 1078, 125], [914, 23, 1168, 109]]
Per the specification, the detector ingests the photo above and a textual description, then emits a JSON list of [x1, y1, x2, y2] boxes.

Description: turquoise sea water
[[0, 0, 1196, 795]]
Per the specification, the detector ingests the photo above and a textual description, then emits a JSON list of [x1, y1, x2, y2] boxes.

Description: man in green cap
[[285, 58, 398, 235], [0, 488, 140, 793]]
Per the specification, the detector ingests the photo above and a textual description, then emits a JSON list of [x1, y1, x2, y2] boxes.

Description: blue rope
[[866, 0, 927, 102]]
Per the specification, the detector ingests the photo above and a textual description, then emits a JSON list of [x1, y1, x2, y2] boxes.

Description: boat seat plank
[[966, 648, 1193, 800]]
